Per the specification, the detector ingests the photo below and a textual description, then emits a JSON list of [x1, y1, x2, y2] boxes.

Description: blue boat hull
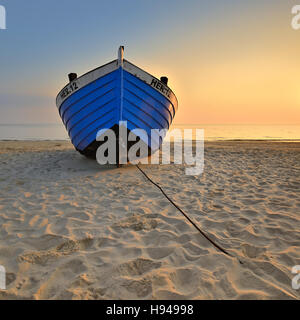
[[56, 50, 178, 159]]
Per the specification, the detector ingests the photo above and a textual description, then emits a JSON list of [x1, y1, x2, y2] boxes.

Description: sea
[[0, 124, 299, 142]]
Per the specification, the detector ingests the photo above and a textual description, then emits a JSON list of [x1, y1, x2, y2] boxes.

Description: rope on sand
[[136, 164, 243, 264]]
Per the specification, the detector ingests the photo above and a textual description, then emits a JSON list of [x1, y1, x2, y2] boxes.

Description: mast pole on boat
[[118, 46, 124, 67], [117, 46, 125, 168]]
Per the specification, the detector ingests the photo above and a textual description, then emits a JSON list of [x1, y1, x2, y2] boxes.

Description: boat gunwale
[[56, 58, 178, 109], [56, 59, 118, 107], [123, 59, 178, 107]]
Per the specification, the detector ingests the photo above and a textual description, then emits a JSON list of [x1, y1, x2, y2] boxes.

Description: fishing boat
[[56, 47, 178, 162]]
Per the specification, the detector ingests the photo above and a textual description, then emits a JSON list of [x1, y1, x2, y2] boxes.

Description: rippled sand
[[0, 140, 299, 300]]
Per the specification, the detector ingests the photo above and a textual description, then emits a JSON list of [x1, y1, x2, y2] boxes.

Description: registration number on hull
[[60, 81, 79, 100], [150, 78, 171, 98]]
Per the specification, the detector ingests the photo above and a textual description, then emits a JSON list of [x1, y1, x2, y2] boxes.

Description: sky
[[0, 0, 299, 125]]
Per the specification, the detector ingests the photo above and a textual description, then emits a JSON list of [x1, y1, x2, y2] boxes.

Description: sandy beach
[[0, 140, 299, 300]]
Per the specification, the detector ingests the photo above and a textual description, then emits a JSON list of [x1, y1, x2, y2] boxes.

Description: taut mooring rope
[[136, 164, 243, 264]]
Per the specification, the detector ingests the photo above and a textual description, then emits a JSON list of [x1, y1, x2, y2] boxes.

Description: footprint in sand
[[16, 278, 26, 290], [18, 237, 95, 265], [56, 238, 94, 253], [113, 214, 158, 232], [170, 268, 195, 291], [62, 259, 87, 274], [241, 243, 266, 258], [146, 247, 174, 260], [117, 258, 161, 276], [121, 278, 152, 298], [6, 272, 16, 286]]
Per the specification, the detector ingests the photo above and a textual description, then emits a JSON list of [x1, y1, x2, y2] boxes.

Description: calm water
[[0, 124, 299, 141]]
